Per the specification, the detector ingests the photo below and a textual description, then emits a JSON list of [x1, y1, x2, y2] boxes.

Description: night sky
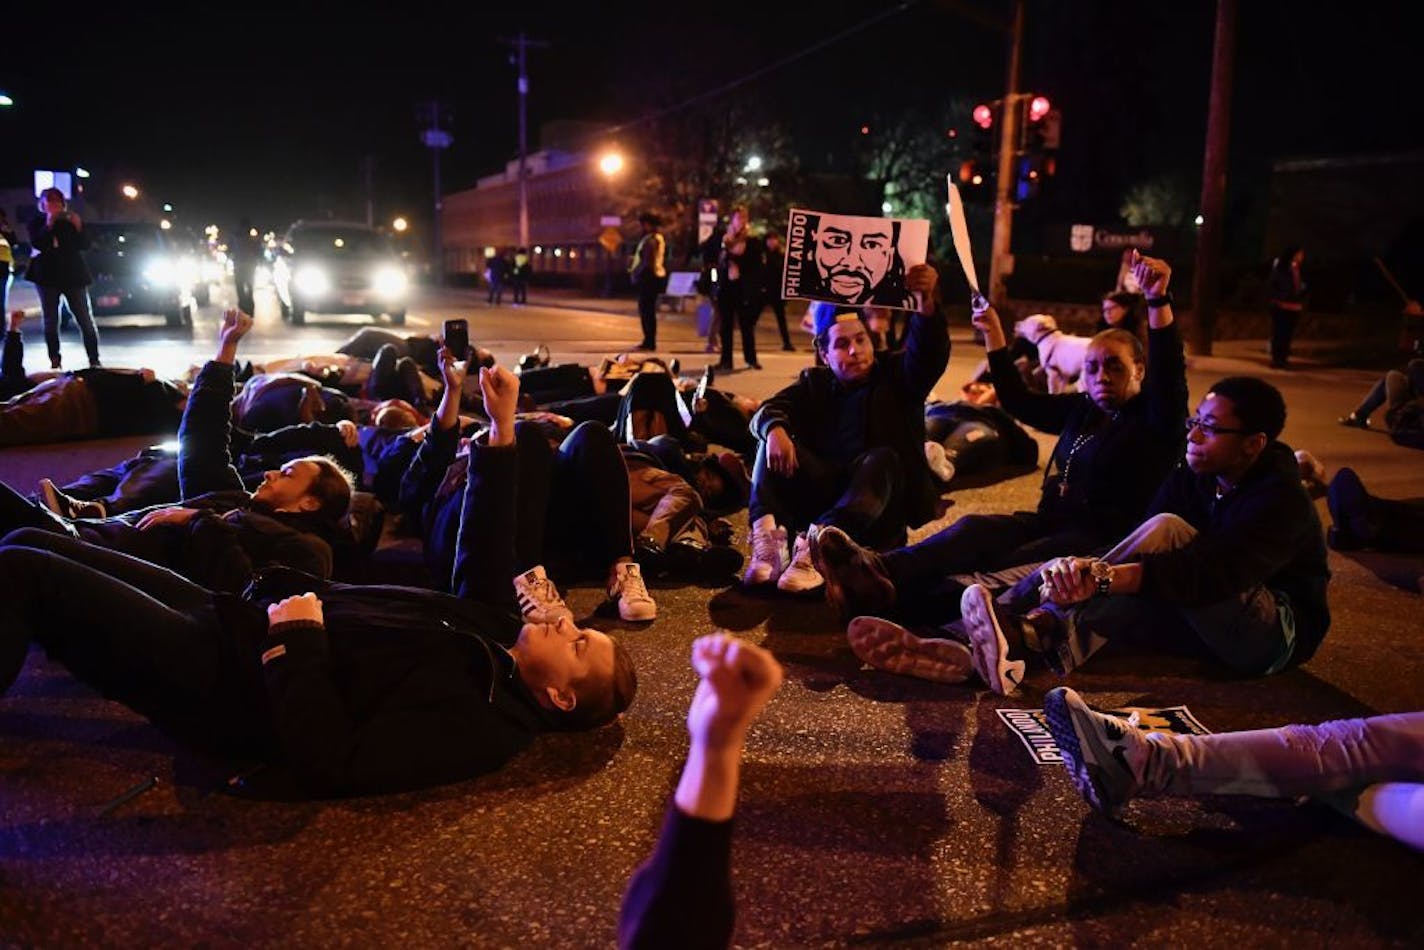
[[2, 1, 1415, 241]]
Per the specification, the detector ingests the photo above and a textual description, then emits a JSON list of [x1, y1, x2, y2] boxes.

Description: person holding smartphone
[[28, 188, 100, 369]]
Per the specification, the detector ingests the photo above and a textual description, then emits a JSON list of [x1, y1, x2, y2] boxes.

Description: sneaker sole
[[960, 585, 1025, 695], [1042, 688, 1124, 816], [776, 570, 825, 593], [847, 617, 971, 684], [618, 601, 658, 622]]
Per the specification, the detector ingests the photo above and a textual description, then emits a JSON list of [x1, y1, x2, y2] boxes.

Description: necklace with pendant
[[1058, 432, 1096, 497]]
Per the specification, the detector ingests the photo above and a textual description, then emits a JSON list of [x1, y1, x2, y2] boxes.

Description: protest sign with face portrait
[[781, 209, 930, 312]]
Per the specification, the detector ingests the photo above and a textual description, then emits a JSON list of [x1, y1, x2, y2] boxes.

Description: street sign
[[598, 227, 622, 254], [421, 129, 453, 149], [599, 215, 622, 228]]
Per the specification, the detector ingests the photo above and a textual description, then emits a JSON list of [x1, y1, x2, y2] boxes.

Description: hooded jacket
[[1142, 441, 1332, 665]]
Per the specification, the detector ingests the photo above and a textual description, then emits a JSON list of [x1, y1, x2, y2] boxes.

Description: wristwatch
[[1145, 291, 1174, 308], [1089, 559, 1114, 596]]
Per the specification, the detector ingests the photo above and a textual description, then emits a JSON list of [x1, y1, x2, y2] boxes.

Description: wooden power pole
[[1189, 0, 1238, 356]]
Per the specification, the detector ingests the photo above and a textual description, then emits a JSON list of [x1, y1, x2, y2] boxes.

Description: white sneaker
[[924, 441, 956, 483], [777, 531, 825, 592], [609, 561, 657, 621], [743, 515, 788, 586], [513, 566, 574, 624]]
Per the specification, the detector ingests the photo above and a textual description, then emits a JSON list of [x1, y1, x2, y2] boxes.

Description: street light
[[121, 184, 140, 199], [392, 216, 409, 233], [75, 167, 91, 179], [745, 155, 763, 172], [598, 151, 625, 177], [162, 202, 173, 213], [160, 219, 172, 230], [0, 93, 13, 107]]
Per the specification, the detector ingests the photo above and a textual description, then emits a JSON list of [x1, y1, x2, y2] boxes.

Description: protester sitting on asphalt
[[0, 309, 353, 592], [0, 362, 639, 796], [845, 376, 1330, 696], [810, 251, 1187, 629], [619, 634, 784, 948], [0, 310, 189, 444], [399, 347, 658, 622], [1043, 687, 1423, 852], [1338, 357, 1424, 449], [742, 263, 948, 595]]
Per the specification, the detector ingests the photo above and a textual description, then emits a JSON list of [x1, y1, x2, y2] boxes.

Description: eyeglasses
[[1184, 416, 1251, 436]]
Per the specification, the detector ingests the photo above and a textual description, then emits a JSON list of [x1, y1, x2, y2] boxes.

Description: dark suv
[[84, 222, 196, 327], [272, 220, 408, 325]]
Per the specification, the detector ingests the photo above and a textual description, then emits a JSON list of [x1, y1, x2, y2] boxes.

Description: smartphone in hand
[[443, 318, 470, 360]]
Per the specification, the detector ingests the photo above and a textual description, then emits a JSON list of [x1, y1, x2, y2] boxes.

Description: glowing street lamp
[[598, 151, 625, 177], [0, 93, 13, 107], [159, 219, 172, 230], [121, 184, 140, 199], [392, 216, 409, 233], [744, 155, 763, 172], [75, 167, 91, 179]]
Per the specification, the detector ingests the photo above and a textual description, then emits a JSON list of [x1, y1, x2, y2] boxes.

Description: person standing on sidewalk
[[715, 207, 766, 371], [1267, 244, 1307, 369], [630, 213, 668, 351], [28, 188, 100, 369], [0, 209, 18, 319]]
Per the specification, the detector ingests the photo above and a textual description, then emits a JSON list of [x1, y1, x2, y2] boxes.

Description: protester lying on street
[[622, 442, 747, 584], [230, 370, 354, 433], [0, 310, 354, 592], [1338, 357, 1424, 449], [812, 251, 1187, 628], [843, 377, 1330, 696], [743, 262, 948, 596], [1044, 687, 1423, 852], [36, 406, 366, 520], [922, 400, 1040, 487], [0, 366, 639, 796], [399, 349, 658, 621], [0, 310, 189, 445], [1325, 466, 1424, 555], [619, 634, 783, 949]]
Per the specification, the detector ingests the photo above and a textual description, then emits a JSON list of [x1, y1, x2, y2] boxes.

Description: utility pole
[[1189, 0, 1238, 356], [416, 100, 453, 283], [499, 32, 550, 250], [987, 0, 1025, 307]]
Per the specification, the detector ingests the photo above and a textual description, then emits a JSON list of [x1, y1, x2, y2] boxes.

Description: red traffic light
[[1028, 95, 1051, 122], [972, 104, 993, 129]]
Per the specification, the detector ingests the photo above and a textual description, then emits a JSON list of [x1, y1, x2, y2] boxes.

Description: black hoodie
[[1142, 441, 1331, 665]]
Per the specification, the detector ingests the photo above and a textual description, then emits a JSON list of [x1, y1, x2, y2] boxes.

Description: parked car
[[83, 222, 196, 327], [272, 220, 408, 325]]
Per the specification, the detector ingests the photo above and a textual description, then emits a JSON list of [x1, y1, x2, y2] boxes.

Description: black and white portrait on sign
[[781, 209, 930, 311]]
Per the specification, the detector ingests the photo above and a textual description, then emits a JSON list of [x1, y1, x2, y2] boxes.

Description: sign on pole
[[421, 129, 453, 149]]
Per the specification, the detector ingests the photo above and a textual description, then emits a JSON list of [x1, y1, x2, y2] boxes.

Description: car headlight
[[294, 264, 330, 296], [373, 265, 408, 298], [144, 258, 178, 286], [201, 260, 223, 282]]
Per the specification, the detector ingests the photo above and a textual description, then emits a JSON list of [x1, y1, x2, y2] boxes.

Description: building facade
[[441, 149, 629, 287]]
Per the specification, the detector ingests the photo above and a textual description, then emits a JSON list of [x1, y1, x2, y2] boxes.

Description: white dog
[[1013, 313, 1092, 394]]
